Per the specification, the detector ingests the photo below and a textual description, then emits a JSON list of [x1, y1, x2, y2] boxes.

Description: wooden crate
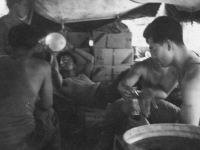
[[113, 48, 133, 65], [93, 31, 107, 48], [107, 32, 132, 49], [93, 48, 113, 65]]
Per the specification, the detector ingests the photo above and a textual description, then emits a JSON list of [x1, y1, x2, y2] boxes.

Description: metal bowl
[[45, 32, 67, 51], [124, 123, 200, 150]]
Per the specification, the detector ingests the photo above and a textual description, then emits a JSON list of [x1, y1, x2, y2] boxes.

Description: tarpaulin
[[34, 0, 142, 23]]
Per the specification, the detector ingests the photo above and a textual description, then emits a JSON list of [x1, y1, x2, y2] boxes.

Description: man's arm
[[73, 48, 94, 77], [50, 52, 64, 90], [118, 62, 144, 99], [180, 65, 200, 125], [118, 63, 178, 117], [139, 67, 178, 117], [38, 62, 53, 110]]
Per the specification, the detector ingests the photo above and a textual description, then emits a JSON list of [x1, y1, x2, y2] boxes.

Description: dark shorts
[[0, 108, 61, 150], [94, 83, 122, 109]]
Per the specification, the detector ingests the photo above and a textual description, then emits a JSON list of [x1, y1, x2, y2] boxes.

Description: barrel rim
[[123, 123, 200, 145]]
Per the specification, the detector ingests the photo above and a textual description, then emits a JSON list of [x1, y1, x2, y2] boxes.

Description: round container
[[45, 32, 67, 51], [123, 123, 200, 150]]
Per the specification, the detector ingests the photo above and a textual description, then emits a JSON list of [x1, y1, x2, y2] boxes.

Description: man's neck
[[173, 44, 192, 73]]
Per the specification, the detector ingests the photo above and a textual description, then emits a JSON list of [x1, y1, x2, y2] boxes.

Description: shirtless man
[[96, 17, 200, 150], [0, 23, 60, 149], [51, 44, 121, 108], [119, 16, 200, 126], [142, 16, 200, 125], [96, 18, 193, 150], [50, 45, 97, 106], [95, 57, 180, 150]]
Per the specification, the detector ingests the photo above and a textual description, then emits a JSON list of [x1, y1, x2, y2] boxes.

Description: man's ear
[[166, 40, 172, 51]]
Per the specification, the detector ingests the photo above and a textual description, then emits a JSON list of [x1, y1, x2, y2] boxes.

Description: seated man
[[142, 16, 200, 125], [96, 16, 200, 150], [95, 57, 181, 150], [50, 45, 122, 109], [0, 23, 61, 150]]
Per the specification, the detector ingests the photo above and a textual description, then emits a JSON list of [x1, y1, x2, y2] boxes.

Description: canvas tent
[[0, 0, 199, 55], [31, 0, 200, 22], [5, 0, 200, 32]]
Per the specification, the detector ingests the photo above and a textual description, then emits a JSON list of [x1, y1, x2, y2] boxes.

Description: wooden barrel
[[123, 123, 200, 150]]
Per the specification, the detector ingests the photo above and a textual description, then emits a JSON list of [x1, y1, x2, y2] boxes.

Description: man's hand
[[44, 47, 60, 74], [45, 47, 58, 64], [119, 85, 139, 100]]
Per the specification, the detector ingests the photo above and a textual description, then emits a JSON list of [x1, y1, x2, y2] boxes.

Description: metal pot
[[124, 123, 200, 150]]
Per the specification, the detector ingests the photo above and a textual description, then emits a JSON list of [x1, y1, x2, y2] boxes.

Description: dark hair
[[57, 51, 77, 66], [8, 23, 39, 50], [143, 16, 184, 45]]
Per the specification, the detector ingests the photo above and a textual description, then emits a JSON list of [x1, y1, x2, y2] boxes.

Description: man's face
[[60, 55, 75, 71], [11, 0, 27, 18], [147, 37, 172, 67]]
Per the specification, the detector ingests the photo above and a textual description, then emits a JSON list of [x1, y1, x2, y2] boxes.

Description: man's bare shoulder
[[133, 58, 152, 70], [130, 60, 150, 78], [182, 56, 200, 78], [184, 62, 200, 81], [24, 57, 51, 73]]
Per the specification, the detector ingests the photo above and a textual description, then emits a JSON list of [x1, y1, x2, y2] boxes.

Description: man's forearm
[[74, 48, 94, 62], [150, 86, 168, 100], [52, 69, 63, 90]]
